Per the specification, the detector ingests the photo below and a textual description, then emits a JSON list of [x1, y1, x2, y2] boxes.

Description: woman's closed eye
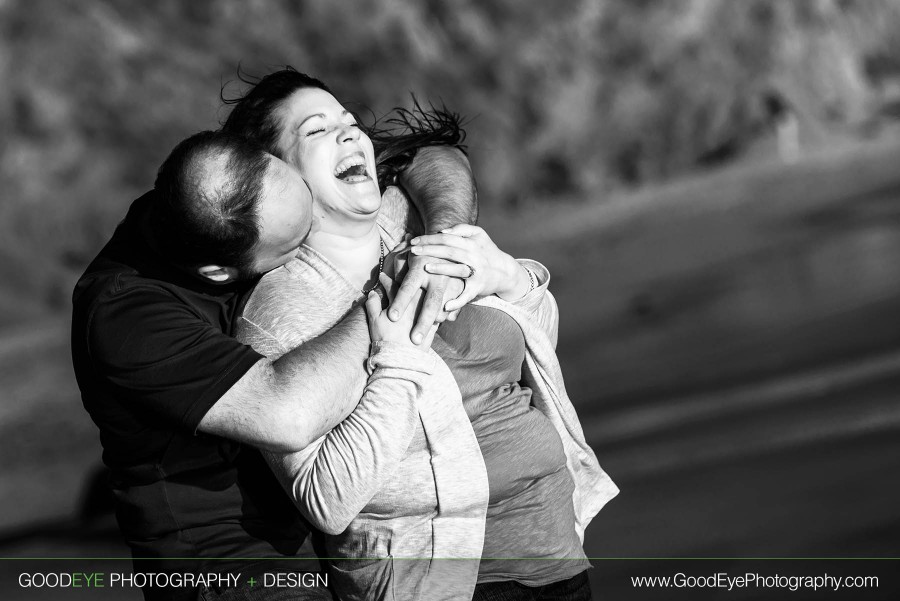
[[305, 122, 357, 137]]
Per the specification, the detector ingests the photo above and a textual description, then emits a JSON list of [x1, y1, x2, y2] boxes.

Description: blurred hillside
[[2, 0, 900, 321]]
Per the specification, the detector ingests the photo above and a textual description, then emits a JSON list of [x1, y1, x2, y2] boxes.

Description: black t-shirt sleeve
[[84, 286, 264, 434]]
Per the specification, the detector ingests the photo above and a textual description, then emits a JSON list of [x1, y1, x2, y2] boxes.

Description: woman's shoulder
[[243, 261, 309, 318], [241, 254, 359, 349]]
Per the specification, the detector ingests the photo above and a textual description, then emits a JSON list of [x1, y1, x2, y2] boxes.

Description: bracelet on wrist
[[523, 265, 536, 293]]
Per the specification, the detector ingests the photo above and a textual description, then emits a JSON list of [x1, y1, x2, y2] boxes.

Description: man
[[71, 129, 476, 600]]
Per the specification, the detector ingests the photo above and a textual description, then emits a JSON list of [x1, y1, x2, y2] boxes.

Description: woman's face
[[275, 87, 380, 227]]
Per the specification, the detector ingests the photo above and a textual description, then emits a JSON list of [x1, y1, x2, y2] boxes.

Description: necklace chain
[[361, 239, 386, 296]]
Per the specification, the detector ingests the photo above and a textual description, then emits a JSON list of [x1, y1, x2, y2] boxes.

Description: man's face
[[249, 157, 314, 275]]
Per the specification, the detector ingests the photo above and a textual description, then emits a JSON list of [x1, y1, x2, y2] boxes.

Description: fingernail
[[411, 247, 421, 254], [410, 238, 420, 245], [412, 333, 423, 344], [389, 310, 399, 320], [440, 229, 451, 233]]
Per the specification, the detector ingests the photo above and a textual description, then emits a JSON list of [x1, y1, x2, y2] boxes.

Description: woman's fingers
[[438, 224, 483, 237], [444, 285, 478, 313], [410, 233, 472, 250], [364, 290, 382, 319], [422, 262, 475, 278], [410, 244, 468, 263]]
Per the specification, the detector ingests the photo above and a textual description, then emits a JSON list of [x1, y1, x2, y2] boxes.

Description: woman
[[225, 69, 618, 601]]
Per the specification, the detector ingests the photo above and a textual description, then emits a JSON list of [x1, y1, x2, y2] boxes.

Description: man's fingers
[[443, 279, 466, 316], [394, 289, 423, 325], [419, 322, 440, 348], [411, 282, 446, 344], [378, 272, 395, 303], [431, 309, 453, 324], [389, 271, 422, 321], [423, 263, 474, 278]]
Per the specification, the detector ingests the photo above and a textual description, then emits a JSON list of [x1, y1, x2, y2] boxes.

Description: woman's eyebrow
[[295, 110, 353, 130], [296, 113, 326, 129]]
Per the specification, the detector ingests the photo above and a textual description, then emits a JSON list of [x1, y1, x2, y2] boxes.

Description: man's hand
[[366, 274, 438, 348], [386, 249, 464, 344], [409, 224, 531, 311]]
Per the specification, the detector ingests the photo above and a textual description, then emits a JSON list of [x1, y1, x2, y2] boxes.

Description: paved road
[[579, 352, 900, 599]]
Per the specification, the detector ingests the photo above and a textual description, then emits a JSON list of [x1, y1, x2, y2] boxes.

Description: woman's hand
[[383, 243, 463, 344], [409, 224, 531, 312], [364, 273, 438, 348]]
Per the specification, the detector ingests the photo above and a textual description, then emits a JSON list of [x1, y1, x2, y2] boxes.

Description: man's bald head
[[152, 131, 270, 280]]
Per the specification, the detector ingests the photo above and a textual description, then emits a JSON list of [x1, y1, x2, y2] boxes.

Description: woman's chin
[[315, 183, 382, 221], [338, 181, 381, 207], [345, 191, 383, 217], [330, 201, 383, 224], [352, 203, 383, 220]]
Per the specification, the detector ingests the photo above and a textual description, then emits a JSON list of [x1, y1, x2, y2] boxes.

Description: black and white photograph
[[1, 1, 899, 600]]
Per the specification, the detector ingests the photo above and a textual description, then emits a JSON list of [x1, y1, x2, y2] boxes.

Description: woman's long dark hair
[[368, 98, 469, 189], [220, 66, 330, 158], [220, 66, 468, 189]]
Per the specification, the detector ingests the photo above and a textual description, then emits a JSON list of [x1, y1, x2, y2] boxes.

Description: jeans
[[473, 571, 592, 601]]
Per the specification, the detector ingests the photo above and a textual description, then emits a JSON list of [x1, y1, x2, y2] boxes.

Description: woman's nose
[[338, 124, 360, 143]]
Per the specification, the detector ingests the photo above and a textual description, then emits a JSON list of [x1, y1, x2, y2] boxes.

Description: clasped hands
[[378, 224, 531, 345]]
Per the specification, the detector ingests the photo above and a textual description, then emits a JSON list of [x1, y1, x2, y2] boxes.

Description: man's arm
[[390, 146, 479, 340], [267, 341, 432, 535], [198, 307, 370, 453], [398, 145, 477, 233]]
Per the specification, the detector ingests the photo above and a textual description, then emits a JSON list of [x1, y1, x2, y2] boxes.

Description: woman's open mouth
[[333, 153, 370, 183]]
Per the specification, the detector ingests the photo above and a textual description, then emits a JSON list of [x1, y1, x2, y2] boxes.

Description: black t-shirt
[[71, 192, 321, 581]]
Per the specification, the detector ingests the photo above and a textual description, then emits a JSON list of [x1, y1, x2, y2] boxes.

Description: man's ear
[[196, 265, 240, 284]]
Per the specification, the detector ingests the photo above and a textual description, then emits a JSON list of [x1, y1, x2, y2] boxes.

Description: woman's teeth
[[334, 156, 369, 181], [336, 164, 368, 182]]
